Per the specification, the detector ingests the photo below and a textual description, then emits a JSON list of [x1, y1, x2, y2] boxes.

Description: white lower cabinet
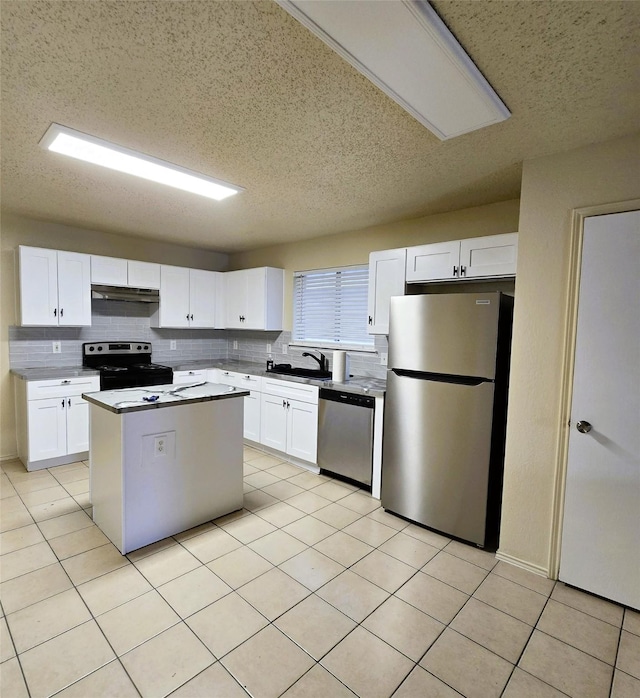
[[173, 369, 208, 384], [15, 375, 100, 471], [217, 371, 263, 442], [260, 378, 318, 464]]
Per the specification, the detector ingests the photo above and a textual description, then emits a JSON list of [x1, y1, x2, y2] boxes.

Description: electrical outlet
[[282, 344, 288, 355], [170, 340, 177, 350], [266, 343, 272, 354], [233, 340, 238, 350], [154, 435, 167, 456], [380, 352, 388, 366], [52, 341, 61, 354]]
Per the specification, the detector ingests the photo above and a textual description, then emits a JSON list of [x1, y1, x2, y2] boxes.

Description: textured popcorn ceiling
[[1, 1, 638, 252]]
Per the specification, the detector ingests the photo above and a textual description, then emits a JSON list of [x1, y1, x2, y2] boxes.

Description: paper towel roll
[[332, 350, 349, 382]]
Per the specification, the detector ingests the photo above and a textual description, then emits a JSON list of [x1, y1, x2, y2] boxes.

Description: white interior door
[[560, 210, 640, 609]]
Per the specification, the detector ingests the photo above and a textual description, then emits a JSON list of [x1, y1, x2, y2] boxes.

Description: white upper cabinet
[[90, 255, 128, 286], [368, 248, 407, 335], [128, 260, 160, 289], [405, 233, 518, 283], [189, 269, 218, 328], [406, 240, 461, 282], [91, 255, 161, 289], [224, 267, 284, 330], [18, 246, 91, 326], [151, 265, 221, 328], [459, 233, 518, 279]]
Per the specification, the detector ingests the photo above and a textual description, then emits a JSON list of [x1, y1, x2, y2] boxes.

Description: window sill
[[289, 341, 377, 354]]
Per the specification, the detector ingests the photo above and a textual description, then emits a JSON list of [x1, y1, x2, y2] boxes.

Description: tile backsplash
[[10, 300, 388, 379]]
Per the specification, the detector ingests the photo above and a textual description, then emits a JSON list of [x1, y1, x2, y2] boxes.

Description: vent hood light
[[276, 0, 510, 140], [39, 124, 244, 201]]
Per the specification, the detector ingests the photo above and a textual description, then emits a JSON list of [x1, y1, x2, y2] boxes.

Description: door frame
[[548, 198, 640, 579]]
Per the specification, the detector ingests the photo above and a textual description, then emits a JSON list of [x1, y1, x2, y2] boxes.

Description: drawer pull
[[61, 380, 71, 384]]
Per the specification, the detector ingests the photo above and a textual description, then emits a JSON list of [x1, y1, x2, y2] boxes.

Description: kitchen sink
[[266, 364, 332, 380]]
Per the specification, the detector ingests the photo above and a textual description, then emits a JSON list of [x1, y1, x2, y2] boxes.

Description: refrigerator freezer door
[[381, 370, 495, 545], [388, 293, 501, 379]]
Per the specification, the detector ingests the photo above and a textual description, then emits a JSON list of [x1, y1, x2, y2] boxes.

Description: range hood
[[91, 284, 160, 303]]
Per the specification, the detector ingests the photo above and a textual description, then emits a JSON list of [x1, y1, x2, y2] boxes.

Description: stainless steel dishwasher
[[318, 388, 375, 487]]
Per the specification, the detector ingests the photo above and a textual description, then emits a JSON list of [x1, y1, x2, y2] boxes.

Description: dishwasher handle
[[319, 388, 375, 409]]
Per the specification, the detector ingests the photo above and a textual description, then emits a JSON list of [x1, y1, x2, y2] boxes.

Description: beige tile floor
[[1, 447, 638, 698]]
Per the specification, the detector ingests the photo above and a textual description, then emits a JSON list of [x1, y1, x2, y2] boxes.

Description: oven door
[[101, 370, 173, 390]]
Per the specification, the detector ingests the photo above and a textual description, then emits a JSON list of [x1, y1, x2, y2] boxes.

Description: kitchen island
[[83, 382, 248, 554]]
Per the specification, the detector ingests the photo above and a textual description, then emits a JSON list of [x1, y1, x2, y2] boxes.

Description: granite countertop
[[12, 359, 386, 396], [83, 382, 249, 415], [11, 367, 100, 380], [168, 359, 387, 397]]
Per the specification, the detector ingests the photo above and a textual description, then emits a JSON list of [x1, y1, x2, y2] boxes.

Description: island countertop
[[83, 381, 249, 414]]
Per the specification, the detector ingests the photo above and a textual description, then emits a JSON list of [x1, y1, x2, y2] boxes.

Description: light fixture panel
[[276, 0, 510, 140], [39, 124, 244, 201]]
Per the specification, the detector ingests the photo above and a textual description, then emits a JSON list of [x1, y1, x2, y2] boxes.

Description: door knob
[[576, 421, 593, 434]]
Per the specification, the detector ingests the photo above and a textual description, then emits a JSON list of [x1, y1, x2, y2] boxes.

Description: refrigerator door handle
[[391, 368, 491, 386]]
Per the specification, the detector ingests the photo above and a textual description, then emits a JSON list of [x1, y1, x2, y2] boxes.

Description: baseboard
[[495, 550, 551, 579], [0, 453, 19, 463]]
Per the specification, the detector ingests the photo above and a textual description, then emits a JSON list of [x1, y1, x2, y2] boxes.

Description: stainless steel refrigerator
[[381, 292, 513, 547]]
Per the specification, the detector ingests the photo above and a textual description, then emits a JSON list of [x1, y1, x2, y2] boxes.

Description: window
[[292, 265, 374, 350]]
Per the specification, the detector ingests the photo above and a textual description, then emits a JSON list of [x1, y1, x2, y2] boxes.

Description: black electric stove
[[83, 342, 173, 390]]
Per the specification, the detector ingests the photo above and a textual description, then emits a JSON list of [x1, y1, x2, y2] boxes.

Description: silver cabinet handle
[[61, 399, 65, 408], [68, 399, 71, 408], [576, 421, 593, 434], [61, 380, 71, 384], [460, 265, 467, 276], [453, 266, 459, 276]]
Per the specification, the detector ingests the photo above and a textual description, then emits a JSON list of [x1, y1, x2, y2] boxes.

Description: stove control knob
[[97, 346, 103, 351], [137, 345, 142, 350], [144, 345, 149, 350], [89, 346, 94, 351]]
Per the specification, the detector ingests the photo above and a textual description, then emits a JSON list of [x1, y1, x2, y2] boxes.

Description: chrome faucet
[[302, 351, 328, 372]]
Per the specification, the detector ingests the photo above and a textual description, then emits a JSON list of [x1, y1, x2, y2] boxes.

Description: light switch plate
[[170, 340, 177, 350], [380, 352, 388, 365], [282, 344, 288, 355], [266, 343, 272, 353], [52, 341, 61, 354], [233, 340, 238, 350]]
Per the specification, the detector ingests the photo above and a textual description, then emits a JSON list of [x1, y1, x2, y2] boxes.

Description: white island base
[[89, 394, 244, 554]]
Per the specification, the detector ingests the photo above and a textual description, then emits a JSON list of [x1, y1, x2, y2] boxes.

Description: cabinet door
[[260, 393, 287, 452], [128, 261, 160, 289], [57, 251, 92, 326], [406, 241, 460, 282], [460, 233, 518, 279], [28, 398, 67, 461], [91, 255, 128, 286], [66, 395, 90, 454], [158, 266, 190, 327], [189, 270, 218, 328], [18, 246, 59, 326], [224, 270, 248, 328], [368, 249, 406, 335], [243, 391, 261, 442], [287, 399, 318, 463], [242, 268, 267, 329]]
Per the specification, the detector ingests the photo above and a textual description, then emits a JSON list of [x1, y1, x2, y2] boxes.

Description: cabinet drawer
[[26, 376, 100, 400], [219, 371, 262, 391], [261, 377, 318, 404], [173, 370, 208, 384]]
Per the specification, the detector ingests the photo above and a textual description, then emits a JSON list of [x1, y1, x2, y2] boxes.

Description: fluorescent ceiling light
[[39, 124, 243, 201], [276, 0, 510, 140]]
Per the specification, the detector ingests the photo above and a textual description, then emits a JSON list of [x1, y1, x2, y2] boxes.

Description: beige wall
[[230, 199, 520, 329], [0, 214, 229, 459], [499, 132, 640, 574]]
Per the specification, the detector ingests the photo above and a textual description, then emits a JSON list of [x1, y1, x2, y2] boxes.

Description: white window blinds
[[293, 266, 373, 350]]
